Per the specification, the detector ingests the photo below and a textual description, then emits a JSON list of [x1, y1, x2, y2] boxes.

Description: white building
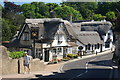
[[79, 21, 113, 51]]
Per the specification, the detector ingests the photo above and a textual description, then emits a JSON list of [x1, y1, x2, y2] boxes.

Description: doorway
[[44, 49, 49, 62]]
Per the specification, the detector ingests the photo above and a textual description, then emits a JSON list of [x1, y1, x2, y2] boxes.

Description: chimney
[[67, 14, 72, 22], [50, 9, 56, 18]]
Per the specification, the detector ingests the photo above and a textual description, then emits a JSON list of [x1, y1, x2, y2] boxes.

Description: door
[[63, 47, 67, 58], [44, 49, 49, 62], [100, 44, 103, 52]]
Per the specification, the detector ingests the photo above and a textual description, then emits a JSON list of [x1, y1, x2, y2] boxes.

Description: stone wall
[[115, 33, 120, 57], [0, 46, 2, 75], [0, 46, 45, 75], [19, 58, 45, 74], [31, 59, 45, 72], [0, 46, 18, 75]]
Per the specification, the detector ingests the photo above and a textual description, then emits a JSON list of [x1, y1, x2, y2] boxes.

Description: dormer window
[[57, 34, 63, 44], [23, 32, 30, 41]]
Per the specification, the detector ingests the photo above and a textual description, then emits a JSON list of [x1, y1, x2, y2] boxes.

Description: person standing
[[23, 52, 31, 74]]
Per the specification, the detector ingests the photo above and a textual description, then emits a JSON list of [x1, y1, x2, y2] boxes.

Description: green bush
[[62, 57, 70, 61], [67, 54, 78, 58], [9, 51, 24, 59], [63, 57, 71, 60]]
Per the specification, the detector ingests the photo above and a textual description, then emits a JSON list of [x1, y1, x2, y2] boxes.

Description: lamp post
[[31, 27, 39, 59], [32, 32, 37, 58]]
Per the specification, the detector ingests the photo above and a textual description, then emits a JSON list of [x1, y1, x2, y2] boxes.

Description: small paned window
[[57, 48, 62, 53], [88, 44, 91, 50], [23, 32, 30, 41], [105, 42, 110, 48], [85, 45, 87, 50], [95, 45, 97, 49], [97, 43, 100, 49]]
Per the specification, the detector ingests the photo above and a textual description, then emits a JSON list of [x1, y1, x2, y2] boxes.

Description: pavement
[[1, 49, 120, 80]]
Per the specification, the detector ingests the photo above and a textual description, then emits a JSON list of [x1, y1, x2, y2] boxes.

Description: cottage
[[64, 21, 103, 55], [76, 31, 103, 54], [3, 18, 78, 62], [3, 18, 113, 62], [78, 21, 113, 51]]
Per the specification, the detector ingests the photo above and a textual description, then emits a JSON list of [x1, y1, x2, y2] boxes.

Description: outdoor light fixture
[[32, 32, 37, 37], [31, 27, 39, 58]]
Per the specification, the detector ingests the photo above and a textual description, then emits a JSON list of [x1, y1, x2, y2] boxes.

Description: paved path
[[1, 49, 119, 80]]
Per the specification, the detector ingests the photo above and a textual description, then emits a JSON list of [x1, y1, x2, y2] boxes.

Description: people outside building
[[78, 50, 82, 58], [23, 52, 31, 74], [96, 51, 97, 55], [52, 53, 57, 63]]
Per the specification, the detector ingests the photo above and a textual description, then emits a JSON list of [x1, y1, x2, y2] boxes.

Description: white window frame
[[23, 32, 30, 41]]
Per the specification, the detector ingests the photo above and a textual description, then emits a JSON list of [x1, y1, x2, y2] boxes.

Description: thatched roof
[[76, 31, 103, 45], [4, 19, 105, 48], [81, 21, 112, 35]]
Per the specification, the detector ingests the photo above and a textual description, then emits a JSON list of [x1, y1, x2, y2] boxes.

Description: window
[[97, 43, 100, 49], [23, 32, 30, 41], [92, 45, 94, 50], [57, 34, 63, 44], [85, 45, 87, 50], [57, 48, 62, 53], [95, 45, 97, 49], [88, 44, 91, 50], [105, 42, 110, 48], [52, 48, 57, 54]]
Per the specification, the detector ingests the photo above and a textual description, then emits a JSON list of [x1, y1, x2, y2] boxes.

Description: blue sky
[[0, 0, 63, 6], [0, 0, 63, 2]]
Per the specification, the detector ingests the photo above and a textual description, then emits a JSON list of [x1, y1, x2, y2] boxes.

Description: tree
[[97, 2, 120, 16], [97, 2, 113, 15], [62, 2, 98, 20], [106, 11, 116, 21], [46, 3, 59, 10], [3, 2, 25, 27], [0, 4, 2, 17], [54, 5, 83, 21], [2, 19, 12, 41], [21, 2, 49, 18], [93, 14, 103, 21], [2, 18, 18, 41]]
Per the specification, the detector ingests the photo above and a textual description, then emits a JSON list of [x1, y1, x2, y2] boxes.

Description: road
[[31, 52, 114, 80]]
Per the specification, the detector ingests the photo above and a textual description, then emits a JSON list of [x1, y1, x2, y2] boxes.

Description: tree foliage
[[46, 3, 59, 10], [97, 2, 120, 16], [3, 2, 25, 27], [106, 11, 116, 21], [62, 2, 98, 20], [2, 18, 18, 41], [54, 5, 83, 20], [2, 19, 12, 41], [93, 14, 102, 21], [21, 2, 49, 18]]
